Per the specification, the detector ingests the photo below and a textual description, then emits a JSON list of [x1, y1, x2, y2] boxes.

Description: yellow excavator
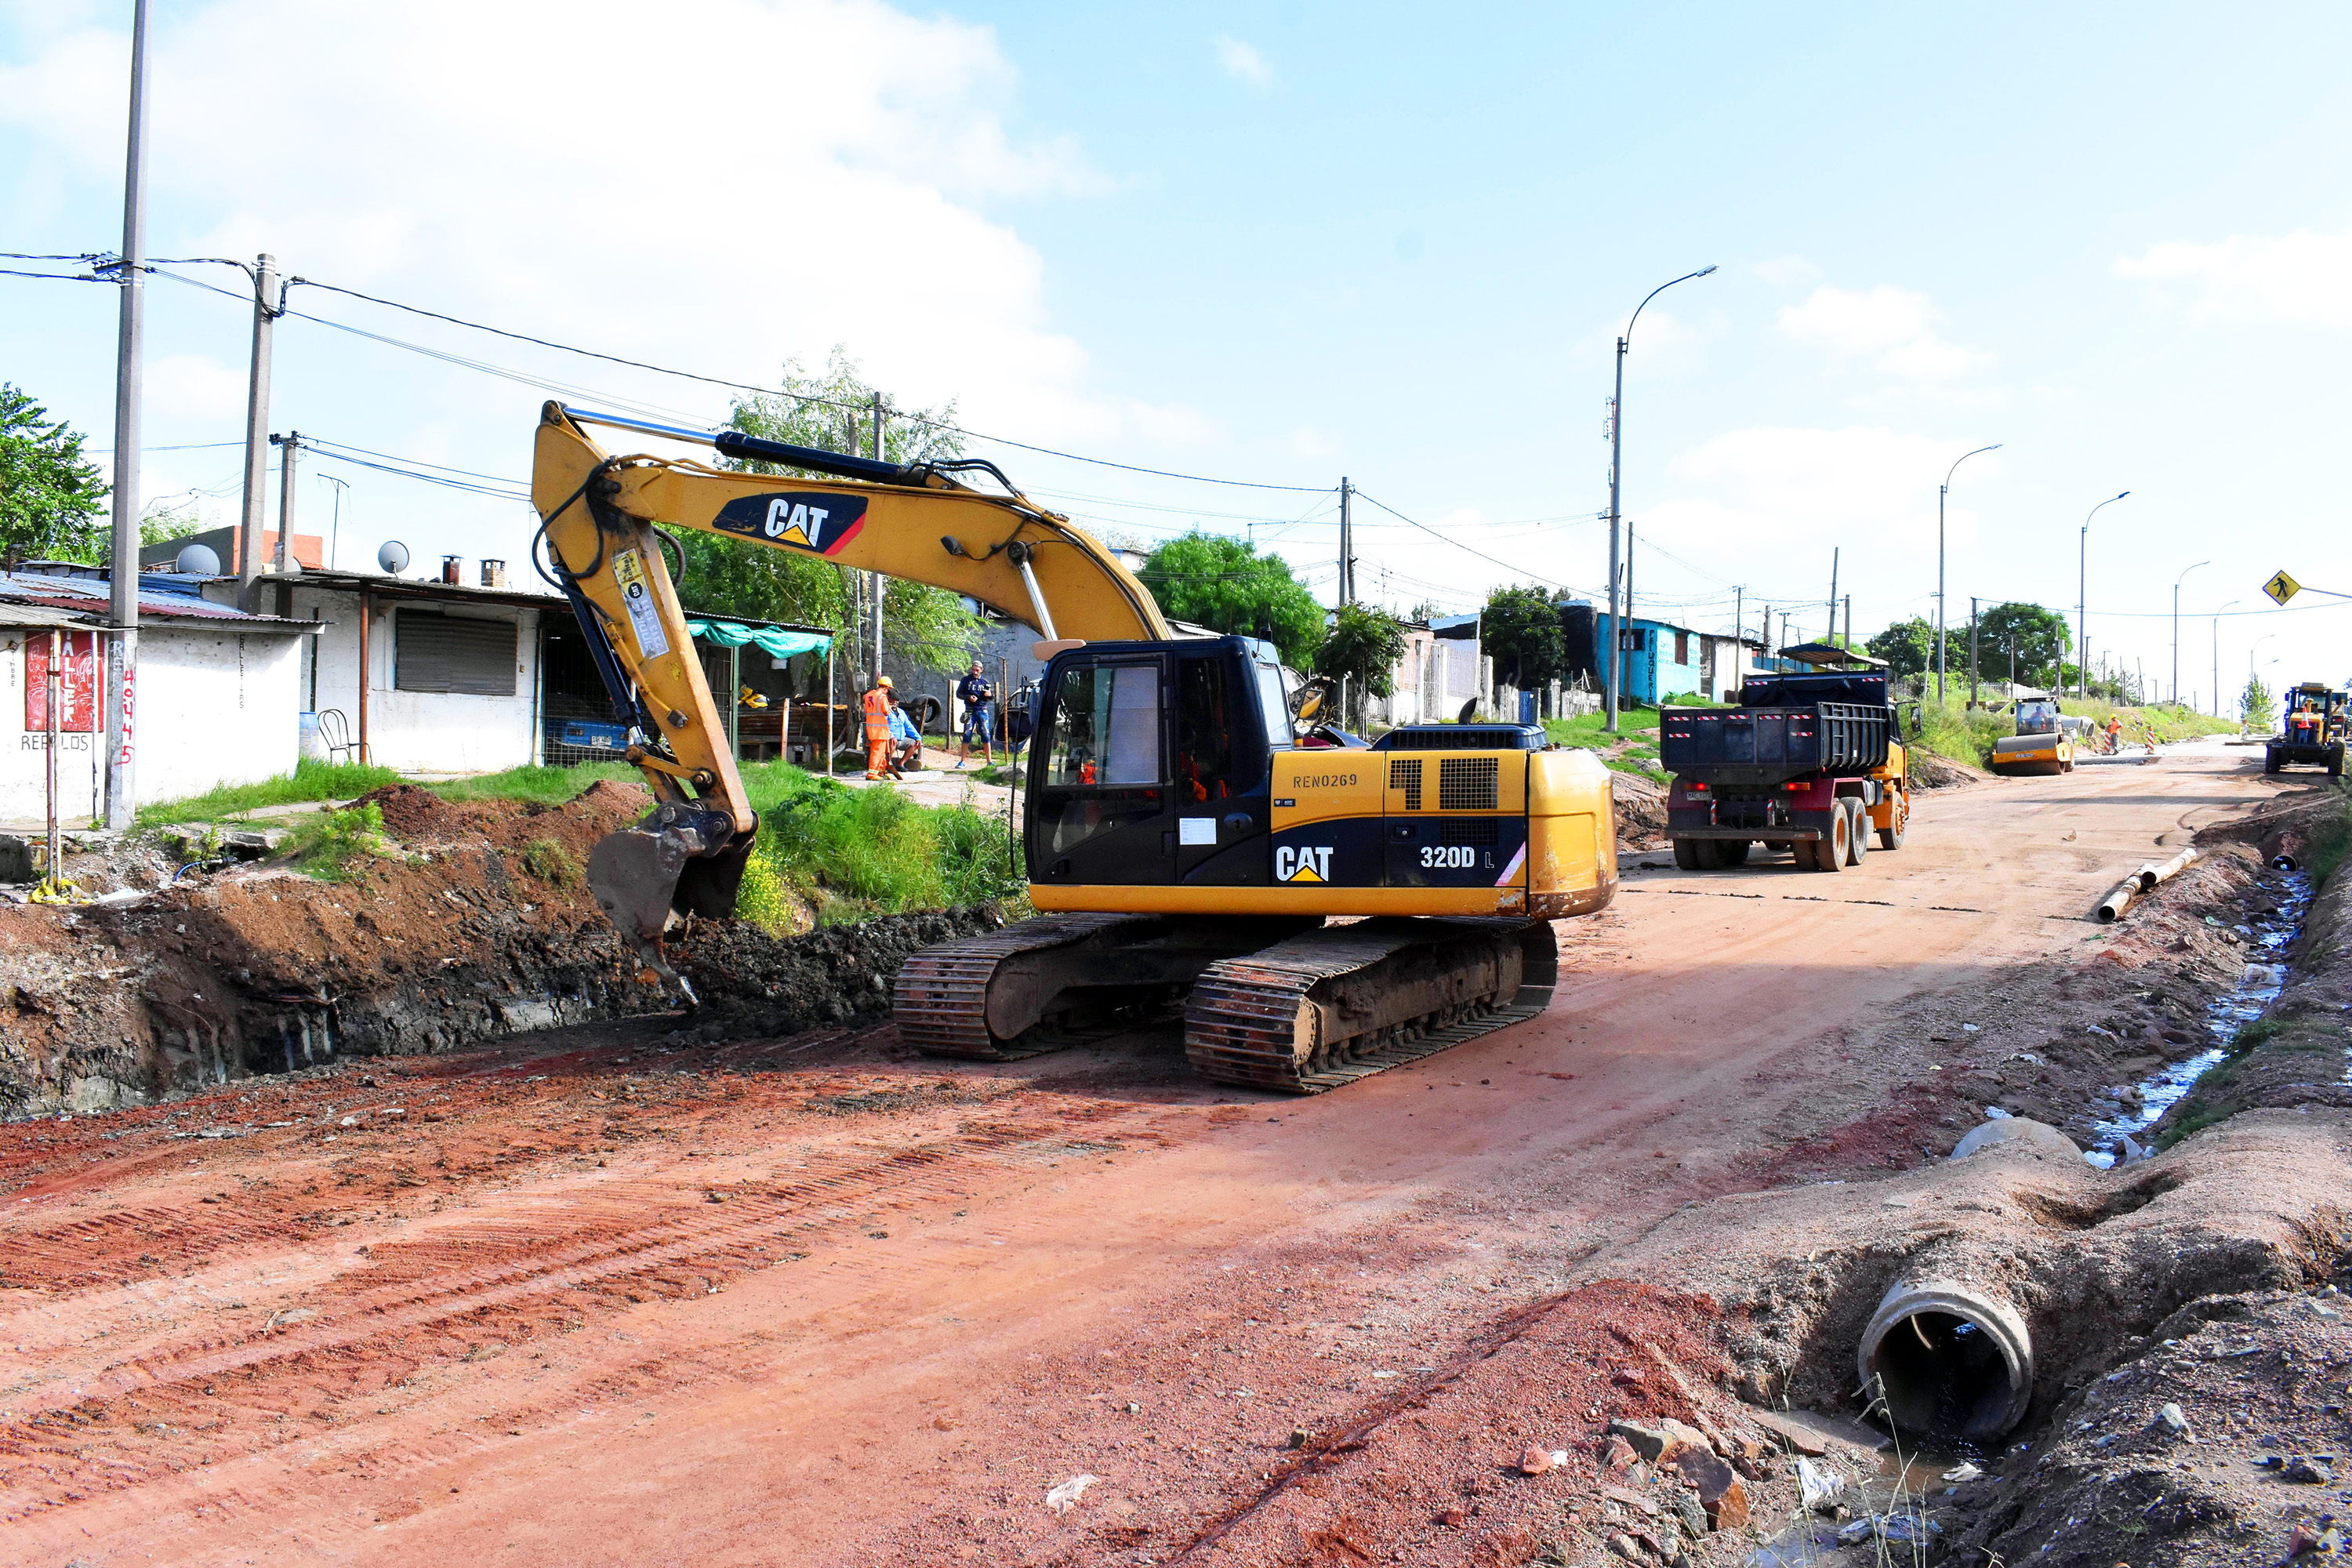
[[528, 403, 1617, 1091]]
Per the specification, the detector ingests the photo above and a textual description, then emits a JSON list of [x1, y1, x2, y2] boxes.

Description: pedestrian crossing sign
[[2264, 570, 2300, 606]]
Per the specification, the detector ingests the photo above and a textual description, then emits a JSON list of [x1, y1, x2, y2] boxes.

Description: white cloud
[[2114, 227, 2352, 329], [1777, 285, 1990, 379], [146, 354, 247, 423], [1214, 34, 1272, 90], [0, 0, 1210, 569], [1753, 255, 1824, 289], [1646, 426, 1996, 558]]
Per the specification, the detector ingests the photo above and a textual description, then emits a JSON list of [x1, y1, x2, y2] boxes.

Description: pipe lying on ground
[[2148, 846, 2198, 884], [1857, 1278, 2036, 1443], [2132, 862, 2162, 893], [2096, 878, 2140, 923]]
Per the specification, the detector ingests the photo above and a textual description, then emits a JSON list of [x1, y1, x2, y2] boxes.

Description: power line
[[1351, 488, 1597, 598]]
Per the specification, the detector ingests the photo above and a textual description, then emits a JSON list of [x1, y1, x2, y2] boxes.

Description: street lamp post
[[2077, 492, 2130, 701], [1936, 444, 2000, 708], [1605, 263, 1717, 735], [2212, 599, 2238, 719], [2172, 560, 2208, 706]]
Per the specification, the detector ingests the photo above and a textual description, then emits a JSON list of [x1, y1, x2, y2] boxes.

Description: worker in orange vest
[[862, 675, 895, 779]]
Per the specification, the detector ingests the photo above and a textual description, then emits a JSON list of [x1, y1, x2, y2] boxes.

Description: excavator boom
[[528, 401, 1166, 973]]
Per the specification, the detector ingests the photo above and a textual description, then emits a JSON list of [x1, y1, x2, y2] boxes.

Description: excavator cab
[[1029, 637, 1282, 889]]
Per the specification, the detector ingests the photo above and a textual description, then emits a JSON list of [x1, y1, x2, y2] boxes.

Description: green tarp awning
[[686, 619, 833, 660]]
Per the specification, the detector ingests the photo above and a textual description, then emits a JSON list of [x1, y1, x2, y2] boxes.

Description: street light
[[2212, 599, 2238, 718], [1605, 263, 1718, 735], [317, 472, 349, 574], [2172, 560, 2208, 706], [1936, 444, 2000, 707], [2078, 492, 2130, 700]]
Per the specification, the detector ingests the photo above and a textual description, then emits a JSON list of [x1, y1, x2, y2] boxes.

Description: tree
[[1864, 617, 1935, 681], [2243, 673, 2276, 731], [691, 349, 982, 681], [1972, 602, 2071, 689], [1481, 585, 1564, 689], [1137, 532, 1323, 666], [0, 383, 107, 567], [1314, 602, 1407, 728]]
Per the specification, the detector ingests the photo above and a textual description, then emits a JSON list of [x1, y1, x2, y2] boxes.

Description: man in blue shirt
[[886, 697, 924, 779], [955, 661, 996, 770]]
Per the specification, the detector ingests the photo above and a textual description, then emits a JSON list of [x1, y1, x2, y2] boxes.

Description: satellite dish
[[173, 543, 221, 576], [377, 540, 411, 575]]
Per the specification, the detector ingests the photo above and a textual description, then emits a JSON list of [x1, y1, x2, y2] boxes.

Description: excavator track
[[1184, 918, 1559, 1093], [894, 913, 1322, 1062]]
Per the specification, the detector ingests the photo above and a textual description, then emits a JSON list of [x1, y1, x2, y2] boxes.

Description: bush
[[518, 837, 582, 888], [735, 772, 1022, 925], [285, 802, 394, 883]]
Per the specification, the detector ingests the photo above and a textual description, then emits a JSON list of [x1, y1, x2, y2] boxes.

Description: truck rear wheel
[[1809, 810, 1849, 873], [1878, 795, 1907, 851], [1692, 837, 1725, 871], [1672, 838, 1701, 870], [1843, 800, 1868, 866], [1718, 840, 1751, 867]]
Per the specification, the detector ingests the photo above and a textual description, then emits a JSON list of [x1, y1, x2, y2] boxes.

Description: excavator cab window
[[1032, 659, 1169, 881], [1177, 655, 1237, 804]]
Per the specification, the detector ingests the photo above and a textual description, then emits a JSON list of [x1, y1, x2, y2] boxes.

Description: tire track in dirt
[[0, 1092, 1211, 1522]]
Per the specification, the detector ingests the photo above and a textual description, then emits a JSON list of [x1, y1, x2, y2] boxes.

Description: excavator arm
[[528, 401, 1169, 983]]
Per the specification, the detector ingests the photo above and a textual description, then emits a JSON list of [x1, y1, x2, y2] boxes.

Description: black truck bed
[[1660, 701, 1891, 786]]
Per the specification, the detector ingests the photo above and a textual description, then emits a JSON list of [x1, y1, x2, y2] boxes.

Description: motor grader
[[526, 404, 1617, 1091]]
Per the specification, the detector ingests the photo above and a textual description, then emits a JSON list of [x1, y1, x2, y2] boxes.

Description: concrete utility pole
[[1842, 593, 1851, 652], [869, 392, 885, 681], [1605, 263, 1715, 735], [1827, 547, 1839, 647], [1936, 444, 2000, 710], [102, 0, 152, 832], [1969, 596, 1980, 706], [1338, 477, 1353, 605], [238, 253, 279, 608]]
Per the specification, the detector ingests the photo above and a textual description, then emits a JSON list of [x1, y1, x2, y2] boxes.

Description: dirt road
[[0, 741, 2285, 1565]]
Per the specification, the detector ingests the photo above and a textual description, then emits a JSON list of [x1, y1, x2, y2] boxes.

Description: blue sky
[[5, 1, 2348, 707]]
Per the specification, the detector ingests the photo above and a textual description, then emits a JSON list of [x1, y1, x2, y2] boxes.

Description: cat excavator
[[528, 402, 1617, 1091]]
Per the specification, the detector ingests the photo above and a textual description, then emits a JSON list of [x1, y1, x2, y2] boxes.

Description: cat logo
[[764, 498, 826, 547], [710, 491, 870, 555], [1275, 845, 1334, 883]]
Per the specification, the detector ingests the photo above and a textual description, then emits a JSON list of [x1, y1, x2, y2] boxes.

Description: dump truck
[[1659, 669, 1910, 873], [2267, 683, 2347, 775], [1988, 692, 2075, 776]]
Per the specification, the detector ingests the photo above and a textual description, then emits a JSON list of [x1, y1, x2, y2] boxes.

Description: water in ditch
[[2082, 865, 2312, 1169]]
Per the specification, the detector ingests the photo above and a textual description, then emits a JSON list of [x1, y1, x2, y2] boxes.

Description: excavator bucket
[[586, 803, 753, 986]]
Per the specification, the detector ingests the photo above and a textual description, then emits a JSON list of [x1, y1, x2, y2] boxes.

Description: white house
[[0, 568, 314, 822]]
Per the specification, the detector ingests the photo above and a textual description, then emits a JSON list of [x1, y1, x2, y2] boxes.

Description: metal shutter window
[[395, 611, 517, 696]]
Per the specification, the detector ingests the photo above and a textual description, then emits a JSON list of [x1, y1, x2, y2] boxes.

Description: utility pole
[[1842, 593, 1851, 652], [1827, 547, 1839, 647], [1338, 477, 1353, 605], [1779, 610, 1791, 655], [1733, 586, 1744, 681], [870, 392, 885, 681], [102, 0, 152, 832], [1969, 596, 1980, 706], [1762, 604, 1772, 668], [2172, 560, 2209, 706], [2079, 492, 2129, 702], [238, 253, 279, 609]]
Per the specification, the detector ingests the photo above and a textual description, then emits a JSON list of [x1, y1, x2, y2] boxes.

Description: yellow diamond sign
[[2264, 570, 2300, 606]]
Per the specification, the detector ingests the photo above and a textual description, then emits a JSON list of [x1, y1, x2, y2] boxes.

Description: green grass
[[1900, 692, 2240, 773], [734, 766, 1022, 929], [518, 837, 583, 889], [138, 758, 405, 825], [431, 761, 641, 804], [1543, 705, 1662, 749], [282, 802, 396, 883]]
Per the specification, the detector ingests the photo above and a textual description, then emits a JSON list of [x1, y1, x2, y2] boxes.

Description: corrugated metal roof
[[0, 571, 318, 631]]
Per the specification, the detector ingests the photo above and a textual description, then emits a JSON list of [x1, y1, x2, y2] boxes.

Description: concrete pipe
[[2263, 832, 2303, 873], [2149, 846, 2198, 884], [2096, 878, 2139, 923], [2132, 861, 2162, 893], [1857, 1279, 2034, 1443]]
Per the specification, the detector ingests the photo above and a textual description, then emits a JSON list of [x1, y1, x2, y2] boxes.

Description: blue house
[[1557, 603, 1770, 705]]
